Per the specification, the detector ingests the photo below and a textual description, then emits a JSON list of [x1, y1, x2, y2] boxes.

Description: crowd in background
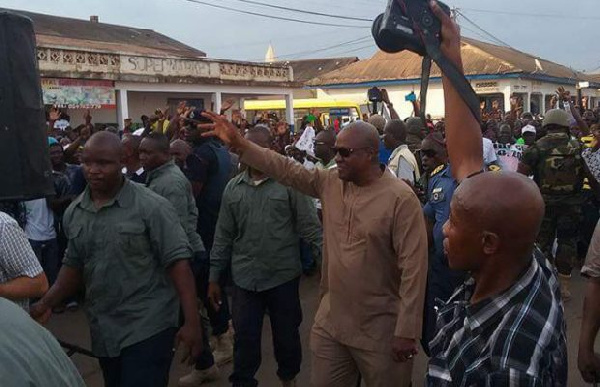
[[2, 10, 600, 385]]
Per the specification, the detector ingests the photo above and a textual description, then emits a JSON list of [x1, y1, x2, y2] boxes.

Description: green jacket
[[146, 160, 205, 253], [210, 171, 322, 291]]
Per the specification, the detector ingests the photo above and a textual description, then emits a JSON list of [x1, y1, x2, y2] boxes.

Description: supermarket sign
[[42, 78, 116, 109]]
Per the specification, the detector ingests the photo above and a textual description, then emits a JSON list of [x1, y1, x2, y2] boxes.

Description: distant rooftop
[[308, 38, 592, 87], [0, 7, 206, 58], [274, 57, 359, 84]]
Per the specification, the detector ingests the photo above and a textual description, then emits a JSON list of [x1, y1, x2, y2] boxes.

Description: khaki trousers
[[310, 326, 413, 387]]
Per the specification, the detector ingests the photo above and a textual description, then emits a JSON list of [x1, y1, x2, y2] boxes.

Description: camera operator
[[426, 2, 567, 386]]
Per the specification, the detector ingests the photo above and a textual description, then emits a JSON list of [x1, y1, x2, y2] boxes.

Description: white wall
[[312, 78, 581, 119], [66, 108, 118, 127], [127, 92, 212, 125]]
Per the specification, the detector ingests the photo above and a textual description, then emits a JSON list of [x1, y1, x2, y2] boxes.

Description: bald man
[[170, 139, 192, 170], [426, 3, 567, 385], [121, 134, 146, 183], [30, 132, 202, 387], [201, 114, 428, 386]]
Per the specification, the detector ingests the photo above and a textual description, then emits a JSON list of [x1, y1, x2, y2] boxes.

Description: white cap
[[521, 124, 536, 135]]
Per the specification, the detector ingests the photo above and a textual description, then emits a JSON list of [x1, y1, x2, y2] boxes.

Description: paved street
[[48, 270, 596, 387]]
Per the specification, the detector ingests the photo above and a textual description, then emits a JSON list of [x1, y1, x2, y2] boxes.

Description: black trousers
[[98, 328, 177, 387], [229, 277, 303, 387]]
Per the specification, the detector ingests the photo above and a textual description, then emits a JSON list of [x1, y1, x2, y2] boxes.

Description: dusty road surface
[[47, 271, 596, 386]]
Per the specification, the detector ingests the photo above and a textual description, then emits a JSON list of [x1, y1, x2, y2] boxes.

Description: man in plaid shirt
[[425, 2, 567, 385], [0, 211, 48, 310]]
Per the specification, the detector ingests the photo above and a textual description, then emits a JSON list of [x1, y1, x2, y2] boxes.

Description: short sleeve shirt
[[62, 179, 192, 357], [0, 212, 44, 311]]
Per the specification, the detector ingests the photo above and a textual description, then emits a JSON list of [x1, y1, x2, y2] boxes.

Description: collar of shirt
[[75, 178, 134, 212], [388, 144, 409, 161], [440, 256, 538, 333], [430, 164, 452, 178], [145, 160, 176, 183], [238, 170, 271, 187]]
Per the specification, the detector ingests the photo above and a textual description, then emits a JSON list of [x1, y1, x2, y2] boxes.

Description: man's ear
[[481, 231, 500, 255]]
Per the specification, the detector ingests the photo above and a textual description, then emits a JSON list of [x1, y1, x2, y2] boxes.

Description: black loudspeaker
[[0, 11, 53, 200]]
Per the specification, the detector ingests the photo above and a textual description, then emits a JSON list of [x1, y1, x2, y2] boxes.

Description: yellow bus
[[243, 99, 361, 130]]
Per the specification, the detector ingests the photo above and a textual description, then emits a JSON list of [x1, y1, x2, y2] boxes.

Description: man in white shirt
[[295, 118, 317, 158], [24, 198, 60, 286], [384, 120, 420, 184]]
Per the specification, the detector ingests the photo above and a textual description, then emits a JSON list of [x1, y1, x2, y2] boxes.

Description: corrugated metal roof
[[274, 57, 359, 83], [308, 37, 586, 86], [0, 7, 206, 58]]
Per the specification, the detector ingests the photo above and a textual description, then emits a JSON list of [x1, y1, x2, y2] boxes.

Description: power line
[[182, 0, 370, 29], [247, 36, 371, 61], [327, 43, 375, 57], [228, 0, 373, 22], [283, 37, 372, 60], [459, 24, 497, 44], [462, 7, 600, 21], [455, 10, 512, 48]]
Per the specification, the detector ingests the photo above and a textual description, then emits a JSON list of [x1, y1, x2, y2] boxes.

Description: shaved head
[[169, 139, 192, 168], [87, 131, 122, 157], [339, 121, 380, 152], [444, 172, 544, 272], [368, 114, 386, 134], [455, 172, 543, 240], [170, 139, 191, 153]]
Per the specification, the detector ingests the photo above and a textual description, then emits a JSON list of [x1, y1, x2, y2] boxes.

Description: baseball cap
[[542, 109, 569, 128], [521, 125, 536, 135]]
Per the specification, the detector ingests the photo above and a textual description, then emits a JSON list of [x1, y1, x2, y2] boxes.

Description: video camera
[[371, 0, 481, 123]]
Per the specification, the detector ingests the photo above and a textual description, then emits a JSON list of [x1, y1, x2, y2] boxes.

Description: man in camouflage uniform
[[518, 109, 584, 299]]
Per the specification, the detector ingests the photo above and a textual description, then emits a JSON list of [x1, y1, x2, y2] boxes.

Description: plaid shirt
[[0, 212, 44, 311], [427, 249, 567, 386]]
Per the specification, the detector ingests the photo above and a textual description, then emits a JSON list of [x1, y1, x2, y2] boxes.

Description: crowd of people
[[1, 2, 600, 387]]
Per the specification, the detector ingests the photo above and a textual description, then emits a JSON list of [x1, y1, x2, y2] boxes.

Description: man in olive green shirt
[[208, 126, 322, 387], [31, 132, 202, 387], [139, 133, 220, 385], [0, 297, 85, 387]]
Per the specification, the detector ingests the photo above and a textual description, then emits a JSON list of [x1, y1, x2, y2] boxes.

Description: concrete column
[[212, 91, 222, 114], [239, 97, 246, 117], [503, 86, 512, 114], [524, 92, 531, 114], [116, 89, 129, 130], [285, 93, 295, 132], [541, 95, 546, 115]]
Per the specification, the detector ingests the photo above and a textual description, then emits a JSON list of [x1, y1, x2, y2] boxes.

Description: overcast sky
[[1, 0, 598, 71]]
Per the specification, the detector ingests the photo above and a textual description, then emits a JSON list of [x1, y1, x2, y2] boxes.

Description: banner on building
[[42, 78, 116, 109]]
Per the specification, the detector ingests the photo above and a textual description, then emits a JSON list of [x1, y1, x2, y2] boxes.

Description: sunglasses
[[421, 149, 437, 158], [332, 147, 368, 158]]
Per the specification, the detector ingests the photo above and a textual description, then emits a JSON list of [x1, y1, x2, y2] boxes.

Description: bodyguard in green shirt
[[139, 132, 220, 384], [208, 126, 322, 387], [31, 132, 202, 387]]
